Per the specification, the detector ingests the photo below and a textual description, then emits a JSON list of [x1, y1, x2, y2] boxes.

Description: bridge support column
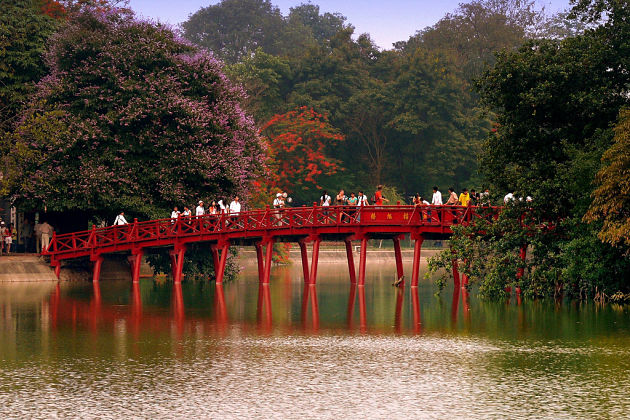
[[255, 242, 265, 283], [308, 237, 321, 285], [169, 244, 187, 284], [128, 249, 144, 283], [358, 237, 368, 286], [344, 239, 356, 284], [393, 236, 404, 284], [262, 239, 274, 284], [299, 239, 310, 283], [411, 234, 424, 287], [90, 254, 104, 283], [212, 241, 230, 285]]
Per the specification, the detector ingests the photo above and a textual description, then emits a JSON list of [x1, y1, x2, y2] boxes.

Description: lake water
[[1, 261, 630, 419]]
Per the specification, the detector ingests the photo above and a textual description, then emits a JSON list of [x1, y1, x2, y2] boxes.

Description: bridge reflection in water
[[43, 271, 485, 338]]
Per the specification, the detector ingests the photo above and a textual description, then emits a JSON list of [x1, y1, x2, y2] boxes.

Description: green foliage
[[585, 108, 630, 250], [0, 0, 58, 132], [428, 0, 630, 300]]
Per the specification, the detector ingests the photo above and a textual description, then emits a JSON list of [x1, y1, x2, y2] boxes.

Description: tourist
[[335, 190, 346, 205], [413, 193, 422, 206], [40, 221, 53, 253], [504, 191, 515, 203], [320, 190, 331, 206], [480, 188, 491, 206], [446, 188, 458, 205], [1, 222, 9, 255], [469, 189, 478, 206], [171, 206, 180, 220], [229, 196, 241, 215], [374, 185, 389, 206], [209, 201, 218, 215], [458, 188, 471, 206], [357, 190, 369, 206], [345, 192, 358, 222], [347, 193, 358, 206], [113, 211, 128, 225], [196, 201, 205, 216], [273, 193, 284, 225], [182, 206, 191, 217], [431, 186, 443, 205], [217, 199, 226, 214]]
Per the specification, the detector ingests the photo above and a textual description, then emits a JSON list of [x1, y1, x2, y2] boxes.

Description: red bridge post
[[393, 235, 404, 284], [344, 238, 356, 284], [170, 244, 187, 284], [255, 242, 265, 283], [309, 236, 321, 285], [262, 238, 274, 284], [410, 233, 424, 287], [91, 253, 104, 283], [212, 240, 231, 285], [298, 239, 310, 283], [358, 236, 368, 286], [128, 248, 144, 283]]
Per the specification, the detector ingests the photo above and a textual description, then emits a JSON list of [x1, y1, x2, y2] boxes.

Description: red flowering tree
[[254, 106, 343, 205]]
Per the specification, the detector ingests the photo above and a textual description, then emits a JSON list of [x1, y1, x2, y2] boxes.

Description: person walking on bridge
[[196, 201, 205, 217], [374, 185, 389, 206], [114, 212, 128, 225], [458, 188, 471, 206], [40, 221, 53, 253]]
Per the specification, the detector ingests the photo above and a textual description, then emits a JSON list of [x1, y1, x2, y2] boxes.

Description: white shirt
[[229, 200, 241, 214], [182, 209, 191, 216], [321, 195, 331, 206], [432, 191, 443, 205], [218, 200, 226, 213], [196, 205, 205, 216], [357, 194, 368, 206], [113, 214, 127, 225], [504, 193, 514, 203], [171, 210, 180, 219], [273, 198, 284, 208], [422, 200, 430, 205]]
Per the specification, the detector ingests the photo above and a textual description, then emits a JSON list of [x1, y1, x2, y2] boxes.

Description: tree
[[182, 0, 287, 64], [7, 7, 264, 225], [428, 1, 630, 300], [585, 108, 630, 250], [287, 3, 347, 44], [0, 0, 58, 132], [257, 106, 344, 201]]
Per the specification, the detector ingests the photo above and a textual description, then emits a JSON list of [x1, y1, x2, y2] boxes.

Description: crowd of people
[[108, 186, 528, 227], [0, 218, 54, 255]]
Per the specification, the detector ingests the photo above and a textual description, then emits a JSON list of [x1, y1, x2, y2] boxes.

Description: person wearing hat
[[195, 200, 205, 217]]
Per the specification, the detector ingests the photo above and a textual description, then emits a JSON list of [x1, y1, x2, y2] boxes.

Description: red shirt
[[375, 190, 383, 205]]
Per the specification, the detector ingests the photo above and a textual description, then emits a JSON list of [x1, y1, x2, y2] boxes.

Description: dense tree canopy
[[0, 0, 58, 132], [6, 7, 264, 221], [428, 0, 630, 300]]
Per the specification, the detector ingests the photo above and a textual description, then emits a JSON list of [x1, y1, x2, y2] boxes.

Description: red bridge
[[43, 205, 499, 287]]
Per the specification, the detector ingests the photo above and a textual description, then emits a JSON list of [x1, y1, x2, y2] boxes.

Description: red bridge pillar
[[393, 235, 404, 284], [309, 236, 321, 285], [410, 233, 424, 287], [90, 253, 104, 283], [344, 238, 356, 284], [128, 248, 144, 283], [298, 239, 310, 283], [211, 240, 231, 285], [358, 236, 368, 286], [170, 244, 187, 284]]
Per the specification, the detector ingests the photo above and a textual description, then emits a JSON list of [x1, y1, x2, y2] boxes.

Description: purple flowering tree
[[10, 7, 264, 226]]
